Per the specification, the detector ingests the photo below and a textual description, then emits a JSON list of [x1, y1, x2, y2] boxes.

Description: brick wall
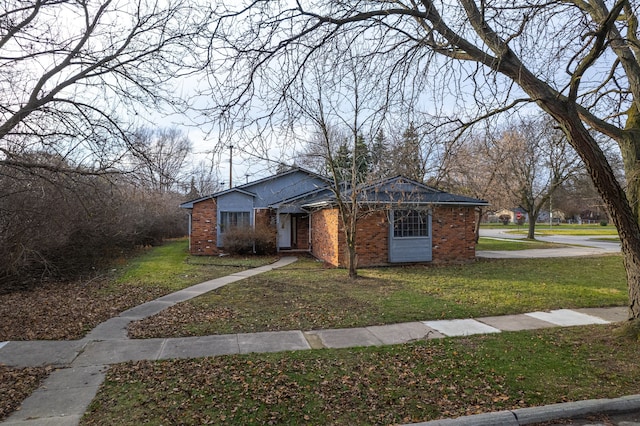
[[193, 202, 477, 264], [310, 208, 340, 266], [255, 208, 275, 229], [189, 199, 219, 255], [312, 206, 477, 267], [353, 210, 389, 266], [431, 206, 477, 263], [294, 214, 310, 249]]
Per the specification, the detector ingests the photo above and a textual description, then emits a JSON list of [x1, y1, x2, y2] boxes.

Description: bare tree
[[493, 117, 582, 238], [130, 127, 192, 192], [289, 48, 387, 278], [1, 0, 205, 175], [187, 159, 223, 198], [444, 127, 511, 241], [208, 1, 640, 324], [0, 0, 207, 286]]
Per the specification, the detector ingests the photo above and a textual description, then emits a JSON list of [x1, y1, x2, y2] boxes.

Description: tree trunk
[[347, 242, 358, 279], [474, 207, 482, 243], [620, 105, 640, 225], [526, 218, 536, 240], [558, 113, 640, 320], [509, 63, 640, 321]]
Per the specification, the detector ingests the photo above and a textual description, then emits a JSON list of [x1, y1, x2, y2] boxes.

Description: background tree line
[[0, 126, 219, 289]]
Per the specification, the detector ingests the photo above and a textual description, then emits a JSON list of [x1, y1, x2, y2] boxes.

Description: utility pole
[[229, 145, 233, 188]]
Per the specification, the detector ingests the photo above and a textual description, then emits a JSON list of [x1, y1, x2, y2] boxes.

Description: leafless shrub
[[0, 154, 187, 290], [222, 225, 276, 255]]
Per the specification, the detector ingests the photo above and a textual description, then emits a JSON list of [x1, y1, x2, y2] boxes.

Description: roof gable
[[299, 176, 488, 208], [180, 167, 329, 209]]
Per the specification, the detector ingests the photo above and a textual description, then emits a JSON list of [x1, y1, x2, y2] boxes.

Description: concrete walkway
[[1, 254, 638, 425]]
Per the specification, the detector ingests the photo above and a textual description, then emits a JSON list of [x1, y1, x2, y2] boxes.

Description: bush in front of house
[[223, 225, 276, 255]]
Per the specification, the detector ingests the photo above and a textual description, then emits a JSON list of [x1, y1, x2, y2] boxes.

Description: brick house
[[180, 168, 488, 267]]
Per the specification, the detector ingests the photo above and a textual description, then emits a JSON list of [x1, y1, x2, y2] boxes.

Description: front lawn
[[83, 325, 640, 425], [129, 255, 627, 338]]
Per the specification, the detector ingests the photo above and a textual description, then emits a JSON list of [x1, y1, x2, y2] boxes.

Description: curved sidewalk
[[1, 255, 637, 425]]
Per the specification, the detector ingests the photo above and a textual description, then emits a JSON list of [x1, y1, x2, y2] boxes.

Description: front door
[[278, 213, 292, 248]]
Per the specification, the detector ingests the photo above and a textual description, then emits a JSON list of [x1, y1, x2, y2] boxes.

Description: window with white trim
[[393, 210, 429, 238]]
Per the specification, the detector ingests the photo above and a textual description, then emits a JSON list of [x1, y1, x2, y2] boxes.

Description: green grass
[[481, 223, 619, 236], [476, 237, 567, 251], [112, 239, 276, 292], [131, 255, 627, 337], [516, 228, 618, 236], [82, 325, 640, 425]]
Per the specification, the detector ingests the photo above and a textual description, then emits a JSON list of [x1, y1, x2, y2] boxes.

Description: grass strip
[[476, 237, 567, 251], [83, 325, 640, 426], [113, 239, 276, 292]]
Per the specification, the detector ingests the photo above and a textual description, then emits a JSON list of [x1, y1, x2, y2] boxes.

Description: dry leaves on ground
[[0, 365, 49, 421], [0, 278, 168, 341], [84, 344, 523, 425]]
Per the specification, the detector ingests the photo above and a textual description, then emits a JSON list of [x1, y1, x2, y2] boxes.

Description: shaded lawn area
[[129, 255, 627, 338], [83, 325, 640, 426]]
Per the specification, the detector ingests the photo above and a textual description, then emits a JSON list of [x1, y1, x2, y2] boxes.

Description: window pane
[[393, 210, 428, 238], [221, 211, 250, 231]]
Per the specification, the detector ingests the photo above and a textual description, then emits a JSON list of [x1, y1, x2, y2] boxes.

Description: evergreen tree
[[353, 133, 371, 183], [330, 140, 352, 182], [370, 129, 390, 178], [393, 122, 424, 181]]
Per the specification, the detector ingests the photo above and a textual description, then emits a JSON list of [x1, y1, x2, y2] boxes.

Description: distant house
[[180, 168, 488, 267]]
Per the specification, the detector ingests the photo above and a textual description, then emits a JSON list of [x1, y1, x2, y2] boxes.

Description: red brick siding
[[190, 199, 220, 255], [193, 201, 477, 265], [353, 210, 389, 267], [255, 208, 275, 229], [294, 214, 310, 249], [311, 208, 341, 266], [312, 206, 477, 267], [431, 206, 477, 263]]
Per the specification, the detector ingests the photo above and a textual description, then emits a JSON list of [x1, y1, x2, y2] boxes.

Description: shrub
[[600, 220, 608, 226], [0, 154, 188, 289], [498, 214, 511, 225], [222, 225, 276, 255]]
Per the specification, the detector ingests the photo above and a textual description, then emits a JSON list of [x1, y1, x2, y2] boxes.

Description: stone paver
[[306, 327, 383, 348], [72, 339, 165, 367], [5, 365, 106, 425], [366, 322, 442, 344], [0, 341, 85, 368], [577, 306, 628, 322], [423, 319, 501, 337], [238, 330, 310, 354], [526, 309, 610, 326], [158, 335, 240, 359], [477, 313, 557, 331]]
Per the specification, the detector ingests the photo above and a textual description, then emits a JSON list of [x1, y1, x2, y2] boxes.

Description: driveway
[[477, 228, 621, 259]]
